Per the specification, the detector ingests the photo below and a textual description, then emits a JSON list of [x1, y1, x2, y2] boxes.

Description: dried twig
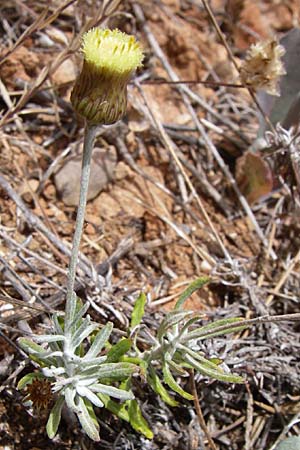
[[189, 369, 218, 450]]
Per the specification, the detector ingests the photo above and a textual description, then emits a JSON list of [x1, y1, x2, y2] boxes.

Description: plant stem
[[65, 123, 97, 330], [189, 369, 217, 450]]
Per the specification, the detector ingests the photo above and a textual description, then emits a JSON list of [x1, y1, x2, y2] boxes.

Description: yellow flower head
[[71, 28, 144, 125]]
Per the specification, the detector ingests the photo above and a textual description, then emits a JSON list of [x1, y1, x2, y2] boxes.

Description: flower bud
[[71, 28, 144, 125]]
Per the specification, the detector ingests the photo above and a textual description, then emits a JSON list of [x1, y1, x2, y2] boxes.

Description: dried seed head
[[239, 39, 286, 96], [71, 28, 144, 125], [26, 378, 53, 410]]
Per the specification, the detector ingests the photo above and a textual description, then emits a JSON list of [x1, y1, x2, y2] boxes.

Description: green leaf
[[175, 277, 210, 310], [106, 338, 132, 363], [130, 292, 146, 330], [81, 362, 136, 381], [128, 399, 153, 439], [18, 338, 55, 366], [184, 353, 244, 384], [18, 338, 45, 354], [46, 395, 64, 439], [17, 372, 43, 390], [168, 358, 189, 376], [162, 362, 194, 400], [97, 393, 130, 422], [147, 366, 178, 407], [76, 397, 100, 442], [184, 317, 247, 342]]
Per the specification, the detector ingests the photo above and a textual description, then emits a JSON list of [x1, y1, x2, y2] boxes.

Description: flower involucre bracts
[[240, 39, 286, 96], [71, 28, 144, 125]]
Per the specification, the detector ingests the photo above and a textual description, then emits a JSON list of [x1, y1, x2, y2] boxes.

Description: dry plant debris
[[0, 0, 300, 449]]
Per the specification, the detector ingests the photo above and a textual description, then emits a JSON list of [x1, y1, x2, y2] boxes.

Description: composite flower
[[71, 28, 144, 125], [239, 39, 286, 96]]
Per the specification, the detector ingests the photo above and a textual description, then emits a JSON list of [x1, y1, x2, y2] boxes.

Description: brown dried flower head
[[239, 39, 286, 96], [26, 378, 53, 410]]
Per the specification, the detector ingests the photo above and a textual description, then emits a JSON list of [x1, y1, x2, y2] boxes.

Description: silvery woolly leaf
[[70, 320, 98, 351], [64, 385, 77, 411], [76, 397, 100, 441], [78, 356, 108, 369], [33, 335, 65, 343], [36, 350, 63, 360], [46, 395, 64, 439], [42, 366, 65, 378], [89, 383, 134, 400], [69, 301, 90, 331], [53, 313, 64, 335], [83, 322, 113, 360], [76, 386, 104, 408], [81, 362, 136, 380]]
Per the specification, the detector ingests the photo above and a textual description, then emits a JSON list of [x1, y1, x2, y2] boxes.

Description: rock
[[51, 58, 76, 85], [54, 146, 117, 206]]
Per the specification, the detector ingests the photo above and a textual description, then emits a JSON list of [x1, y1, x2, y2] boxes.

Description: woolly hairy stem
[[65, 124, 97, 330]]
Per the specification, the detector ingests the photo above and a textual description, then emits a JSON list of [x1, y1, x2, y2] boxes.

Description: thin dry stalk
[[137, 83, 231, 264], [266, 248, 300, 305], [200, 0, 276, 133], [189, 369, 218, 450]]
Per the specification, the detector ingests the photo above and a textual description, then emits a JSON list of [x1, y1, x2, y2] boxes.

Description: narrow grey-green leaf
[[76, 386, 104, 408], [32, 335, 65, 344], [183, 317, 247, 342], [147, 365, 178, 407], [131, 292, 146, 330], [184, 353, 244, 384], [18, 338, 46, 354], [76, 397, 100, 442], [81, 362, 135, 380], [17, 372, 43, 390], [64, 386, 77, 412], [84, 322, 113, 360], [175, 277, 210, 310], [157, 310, 193, 341], [71, 322, 99, 351], [106, 338, 132, 363], [46, 395, 64, 439], [97, 393, 130, 422], [90, 383, 134, 400], [162, 362, 194, 400]]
